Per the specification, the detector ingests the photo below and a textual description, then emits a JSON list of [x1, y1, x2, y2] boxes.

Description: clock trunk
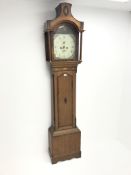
[[53, 71, 76, 129], [57, 72, 74, 128]]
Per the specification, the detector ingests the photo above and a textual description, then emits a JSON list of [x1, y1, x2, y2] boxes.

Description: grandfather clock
[[45, 3, 84, 164]]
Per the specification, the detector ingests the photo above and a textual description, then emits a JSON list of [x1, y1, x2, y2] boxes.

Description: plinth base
[[48, 127, 81, 164]]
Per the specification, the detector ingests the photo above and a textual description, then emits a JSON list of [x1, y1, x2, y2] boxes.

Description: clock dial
[[54, 34, 75, 59], [52, 23, 78, 60]]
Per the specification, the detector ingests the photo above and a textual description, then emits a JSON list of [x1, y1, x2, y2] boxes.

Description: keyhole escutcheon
[[64, 97, 67, 104]]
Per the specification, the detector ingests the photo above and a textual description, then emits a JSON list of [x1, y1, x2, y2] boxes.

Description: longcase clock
[[45, 2, 84, 164]]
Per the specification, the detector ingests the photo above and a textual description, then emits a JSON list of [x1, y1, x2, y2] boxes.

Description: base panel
[[48, 127, 81, 164]]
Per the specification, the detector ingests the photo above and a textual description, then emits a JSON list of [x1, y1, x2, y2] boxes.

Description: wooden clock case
[[44, 3, 84, 164]]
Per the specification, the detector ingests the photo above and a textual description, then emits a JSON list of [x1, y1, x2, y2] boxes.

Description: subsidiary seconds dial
[[54, 34, 75, 59]]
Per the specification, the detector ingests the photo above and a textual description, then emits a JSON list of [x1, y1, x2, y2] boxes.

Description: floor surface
[[0, 139, 131, 175]]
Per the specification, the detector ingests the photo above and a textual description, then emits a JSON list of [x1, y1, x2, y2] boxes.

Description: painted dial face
[[54, 34, 75, 59]]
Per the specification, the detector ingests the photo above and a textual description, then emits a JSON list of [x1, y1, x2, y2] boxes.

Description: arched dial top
[[53, 23, 78, 60]]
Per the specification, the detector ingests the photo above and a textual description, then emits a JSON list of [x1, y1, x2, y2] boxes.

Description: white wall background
[[118, 12, 131, 149], [0, 1, 131, 175], [76, 6, 129, 141]]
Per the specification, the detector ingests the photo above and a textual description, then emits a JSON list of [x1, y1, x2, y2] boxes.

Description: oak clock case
[[45, 3, 84, 164]]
